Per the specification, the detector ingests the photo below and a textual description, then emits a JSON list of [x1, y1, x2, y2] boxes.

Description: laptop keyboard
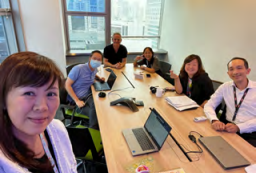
[[95, 82, 109, 90], [132, 128, 155, 151]]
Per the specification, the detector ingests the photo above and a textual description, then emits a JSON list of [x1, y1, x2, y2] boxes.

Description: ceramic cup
[[156, 88, 164, 97]]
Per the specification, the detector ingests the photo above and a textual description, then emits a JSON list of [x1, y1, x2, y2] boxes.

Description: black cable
[[107, 86, 134, 100], [185, 143, 203, 154], [186, 131, 204, 154], [189, 131, 203, 137], [169, 133, 192, 162]]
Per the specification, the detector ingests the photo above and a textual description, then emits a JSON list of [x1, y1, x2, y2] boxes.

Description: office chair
[[59, 80, 90, 125], [212, 80, 226, 118], [66, 63, 83, 75], [66, 122, 107, 173], [158, 60, 174, 85]]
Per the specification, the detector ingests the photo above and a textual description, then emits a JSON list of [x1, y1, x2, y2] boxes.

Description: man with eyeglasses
[[103, 32, 127, 69]]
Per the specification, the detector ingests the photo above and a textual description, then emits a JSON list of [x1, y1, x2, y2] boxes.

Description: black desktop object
[[98, 92, 106, 98], [110, 97, 143, 112]]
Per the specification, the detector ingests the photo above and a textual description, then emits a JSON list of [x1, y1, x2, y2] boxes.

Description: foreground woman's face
[[6, 80, 60, 139]]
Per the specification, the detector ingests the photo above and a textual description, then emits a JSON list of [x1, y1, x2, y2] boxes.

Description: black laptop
[[93, 71, 117, 91]]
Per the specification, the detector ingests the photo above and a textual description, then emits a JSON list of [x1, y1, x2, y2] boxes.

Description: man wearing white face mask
[[65, 50, 104, 129]]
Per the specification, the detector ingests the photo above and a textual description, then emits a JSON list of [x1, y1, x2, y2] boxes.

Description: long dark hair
[[0, 52, 64, 172], [180, 54, 205, 78], [143, 47, 154, 59]]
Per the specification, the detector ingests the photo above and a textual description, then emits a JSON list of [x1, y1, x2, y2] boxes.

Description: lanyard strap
[[186, 78, 192, 97], [39, 133, 59, 173], [232, 86, 249, 121], [146, 60, 151, 68]]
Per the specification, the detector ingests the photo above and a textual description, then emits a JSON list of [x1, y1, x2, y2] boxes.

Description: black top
[[179, 73, 214, 105], [103, 44, 127, 64], [28, 131, 58, 173], [137, 56, 163, 77]]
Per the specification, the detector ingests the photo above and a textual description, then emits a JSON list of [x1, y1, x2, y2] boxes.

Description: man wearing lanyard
[[204, 57, 256, 146]]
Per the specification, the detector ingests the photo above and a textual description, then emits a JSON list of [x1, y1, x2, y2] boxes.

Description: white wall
[[18, 0, 66, 76], [160, 0, 256, 82]]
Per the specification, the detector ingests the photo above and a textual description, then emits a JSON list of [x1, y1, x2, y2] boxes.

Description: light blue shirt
[[67, 63, 97, 102]]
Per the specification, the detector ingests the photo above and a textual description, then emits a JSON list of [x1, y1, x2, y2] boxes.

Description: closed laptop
[[199, 136, 250, 169]]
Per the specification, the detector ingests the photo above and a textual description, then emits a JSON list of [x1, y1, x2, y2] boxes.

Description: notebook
[[199, 136, 250, 169], [165, 96, 199, 111], [93, 71, 117, 91], [122, 108, 172, 156]]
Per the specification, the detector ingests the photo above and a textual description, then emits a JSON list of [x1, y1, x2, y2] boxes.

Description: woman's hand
[[135, 55, 144, 61], [140, 66, 146, 70], [170, 70, 179, 79]]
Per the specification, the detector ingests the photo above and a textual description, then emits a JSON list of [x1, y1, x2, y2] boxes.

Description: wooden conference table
[[91, 64, 256, 173]]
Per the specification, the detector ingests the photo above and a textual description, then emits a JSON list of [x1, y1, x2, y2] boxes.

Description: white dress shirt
[[204, 80, 256, 134]]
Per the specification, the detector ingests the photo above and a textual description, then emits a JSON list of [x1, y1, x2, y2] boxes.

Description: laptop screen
[[107, 71, 117, 88], [144, 109, 172, 149]]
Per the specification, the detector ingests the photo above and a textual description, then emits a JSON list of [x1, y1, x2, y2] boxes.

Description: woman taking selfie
[[0, 52, 77, 172], [170, 54, 214, 107]]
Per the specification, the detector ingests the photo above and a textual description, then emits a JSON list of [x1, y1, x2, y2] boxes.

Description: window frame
[[0, 0, 24, 62], [63, 0, 111, 54], [63, 0, 165, 54]]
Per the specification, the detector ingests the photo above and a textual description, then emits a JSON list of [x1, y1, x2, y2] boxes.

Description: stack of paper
[[245, 164, 256, 173], [165, 96, 199, 111]]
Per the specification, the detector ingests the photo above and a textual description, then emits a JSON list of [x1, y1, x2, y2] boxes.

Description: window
[[63, 0, 164, 53], [0, 0, 18, 63], [111, 0, 164, 51], [64, 0, 108, 53]]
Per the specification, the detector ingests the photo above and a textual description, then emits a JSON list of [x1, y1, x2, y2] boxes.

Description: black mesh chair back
[[66, 125, 100, 161], [212, 80, 226, 117], [159, 60, 173, 85], [159, 60, 172, 74], [59, 79, 69, 105], [66, 63, 83, 75]]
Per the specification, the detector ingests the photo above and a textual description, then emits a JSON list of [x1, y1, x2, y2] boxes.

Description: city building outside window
[[0, 0, 18, 63], [111, 0, 164, 52], [64, 0, 107, 54], [64, 0, 164, 53]]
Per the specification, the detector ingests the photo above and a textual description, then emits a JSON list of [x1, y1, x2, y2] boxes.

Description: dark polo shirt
[[103, 44, 127, 64]]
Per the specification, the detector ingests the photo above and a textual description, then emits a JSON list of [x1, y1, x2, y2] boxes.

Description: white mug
[[156, 88, 164, 97]]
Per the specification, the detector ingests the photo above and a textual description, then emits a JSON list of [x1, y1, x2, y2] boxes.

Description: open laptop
[[199, 136, 250, 169], [93, 71, 117, 91], [122, 108, 172, 156]]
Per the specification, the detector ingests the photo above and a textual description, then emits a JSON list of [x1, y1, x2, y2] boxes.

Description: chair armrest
[[59, 104, 75, 110]]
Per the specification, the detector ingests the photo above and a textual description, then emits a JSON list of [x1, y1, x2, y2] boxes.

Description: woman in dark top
[[133, 47, 163, 76], [170, 54, 214, 107]]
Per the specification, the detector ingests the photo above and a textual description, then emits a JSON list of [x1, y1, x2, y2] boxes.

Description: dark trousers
[[220, 116, 256, 147], [71, 95, 99, 129]]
